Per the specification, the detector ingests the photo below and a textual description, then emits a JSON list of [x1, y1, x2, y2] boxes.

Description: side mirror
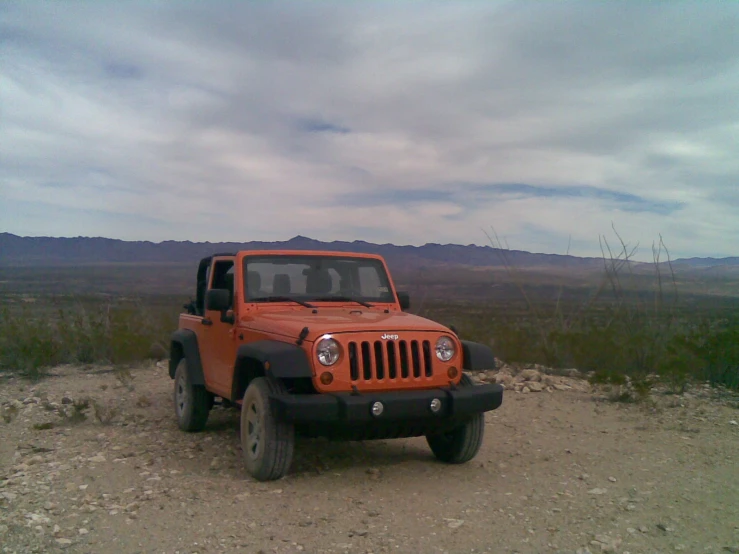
[[206, 288, 231, 312], [397, 291, 410, 311]]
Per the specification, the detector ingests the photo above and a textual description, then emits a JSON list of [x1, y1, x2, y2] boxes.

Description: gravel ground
[[1, 363, 738, 554]]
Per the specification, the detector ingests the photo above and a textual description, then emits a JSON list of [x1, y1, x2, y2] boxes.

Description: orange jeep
[[169, 250, 503, 481]]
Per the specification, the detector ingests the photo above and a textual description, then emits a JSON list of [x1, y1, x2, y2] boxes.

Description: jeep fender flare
[[231, 340, 313, 402], [461, 340, 496, 371], [169, 329, 205, 386]]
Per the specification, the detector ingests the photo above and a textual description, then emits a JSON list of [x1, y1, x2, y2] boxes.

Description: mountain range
[[1, 233, 737, 273]]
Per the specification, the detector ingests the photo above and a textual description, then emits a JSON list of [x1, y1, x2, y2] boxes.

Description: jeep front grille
[[348, 340, 433, 381]]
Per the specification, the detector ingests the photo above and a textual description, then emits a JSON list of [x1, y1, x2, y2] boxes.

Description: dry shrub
[[92, 399, 119, 425]]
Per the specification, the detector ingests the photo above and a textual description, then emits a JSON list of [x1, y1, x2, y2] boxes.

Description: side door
[[199, 257, 240, 397]]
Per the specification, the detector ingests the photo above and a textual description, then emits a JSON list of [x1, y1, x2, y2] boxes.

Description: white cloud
[[1, 1, 738, 259]]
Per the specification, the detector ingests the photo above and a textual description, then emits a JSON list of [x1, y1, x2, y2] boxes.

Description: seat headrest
[[306, 269, 333, 295], [273, 274, 291, 296], [246, 271, 261, 296]]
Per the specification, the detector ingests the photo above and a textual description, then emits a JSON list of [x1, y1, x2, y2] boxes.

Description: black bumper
[[269, 383, 503, 424]]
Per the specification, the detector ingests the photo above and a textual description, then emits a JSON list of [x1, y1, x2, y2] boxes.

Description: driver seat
[[306, 269, 333, 295], [273, 274, 291, 296]]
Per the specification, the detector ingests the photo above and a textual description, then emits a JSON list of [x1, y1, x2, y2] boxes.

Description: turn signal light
[[320, 372, 334, 385], [447, 366, 459, 379]]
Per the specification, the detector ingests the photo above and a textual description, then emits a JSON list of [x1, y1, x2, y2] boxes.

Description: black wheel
[[173, 358, 212, 432], [240, 377, 295, 481], [426, 373, 485, 463]]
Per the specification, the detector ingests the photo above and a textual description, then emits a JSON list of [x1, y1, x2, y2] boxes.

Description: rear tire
[[425, 373, 485, 463], [173, 358, 212, 432], [240, 377, 295, 481]]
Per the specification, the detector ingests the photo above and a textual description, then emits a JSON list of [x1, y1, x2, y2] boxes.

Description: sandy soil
[[1, 363, 738, 554]]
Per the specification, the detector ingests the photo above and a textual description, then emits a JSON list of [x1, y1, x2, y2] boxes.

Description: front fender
[[169, 329, 206, 385], [235, 340, 314, 379], [461, 340, 496, 371], [230, 340, 314, 403]]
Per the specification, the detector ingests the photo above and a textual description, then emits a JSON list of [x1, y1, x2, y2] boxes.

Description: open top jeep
[[169, 250, 503, 481]]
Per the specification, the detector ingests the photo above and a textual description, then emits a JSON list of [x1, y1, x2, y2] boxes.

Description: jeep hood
[[241, 308, 451, 341]]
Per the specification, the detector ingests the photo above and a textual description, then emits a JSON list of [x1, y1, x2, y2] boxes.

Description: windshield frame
[[240, 252, 398, 306]]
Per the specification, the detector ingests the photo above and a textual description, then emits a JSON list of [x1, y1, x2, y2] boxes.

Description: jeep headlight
[[316, 337, 341, 366], [435, 336, 455, 362]]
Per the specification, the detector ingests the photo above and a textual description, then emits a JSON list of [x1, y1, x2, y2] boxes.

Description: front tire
[[240, 377, 295, 481], [173, 358, 212, 432], [426, 373, 485, 463]]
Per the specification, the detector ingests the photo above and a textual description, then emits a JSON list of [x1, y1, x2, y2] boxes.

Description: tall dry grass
[[0, 298, 177, 379], [459, 226, 739, 393]]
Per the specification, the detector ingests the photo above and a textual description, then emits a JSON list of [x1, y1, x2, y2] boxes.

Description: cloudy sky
[[2, 1, 738, 259]]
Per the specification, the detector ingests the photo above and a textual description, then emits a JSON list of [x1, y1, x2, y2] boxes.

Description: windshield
[[243, 255, 395, 303]]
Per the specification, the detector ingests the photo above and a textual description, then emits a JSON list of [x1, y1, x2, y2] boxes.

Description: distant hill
[[1, 233, 737, 273]]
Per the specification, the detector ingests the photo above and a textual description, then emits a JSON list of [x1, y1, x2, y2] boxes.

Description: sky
[[1, 1, 738, 260]]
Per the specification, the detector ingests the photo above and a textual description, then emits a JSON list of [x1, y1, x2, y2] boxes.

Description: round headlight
[[316, 337, 341, 366], [435, 336, 456, 362]]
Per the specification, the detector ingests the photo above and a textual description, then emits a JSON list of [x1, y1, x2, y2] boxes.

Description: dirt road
[[1, 364, 738, 554]]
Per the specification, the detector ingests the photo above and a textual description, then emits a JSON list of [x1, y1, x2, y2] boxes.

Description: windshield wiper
[[251, 296, 315, 308], [311, 295, 374, 308]]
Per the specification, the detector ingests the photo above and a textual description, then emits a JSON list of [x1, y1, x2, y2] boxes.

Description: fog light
[[430, 398, 442, 413], [371, 401, 384, 417], [447, 366, 459, 379], [319, 372, 333, 385]]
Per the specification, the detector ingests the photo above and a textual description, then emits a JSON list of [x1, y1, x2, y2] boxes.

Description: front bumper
[[269, 383, 503, 424]]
